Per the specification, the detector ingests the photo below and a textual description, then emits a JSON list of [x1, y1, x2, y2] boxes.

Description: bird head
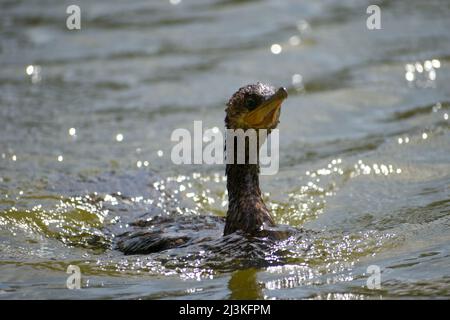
[[225, 82, 288, 130]]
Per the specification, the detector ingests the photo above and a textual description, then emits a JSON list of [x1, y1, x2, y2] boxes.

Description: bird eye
[[245, 96, 259, 110]]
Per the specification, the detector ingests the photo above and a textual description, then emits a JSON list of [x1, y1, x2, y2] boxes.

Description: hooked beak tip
[[278, 87, 288, 100]]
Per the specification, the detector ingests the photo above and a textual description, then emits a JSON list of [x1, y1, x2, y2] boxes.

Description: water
[[0, 0, 449, 299]]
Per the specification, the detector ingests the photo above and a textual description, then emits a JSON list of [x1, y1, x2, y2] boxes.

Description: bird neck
[[224, 161, 275, 236], [225, 131, 264, 207], [226, 163, 262, 203]]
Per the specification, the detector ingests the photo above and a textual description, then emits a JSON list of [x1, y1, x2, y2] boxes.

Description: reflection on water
[[1, 0, 450, 299], [229, 269, 263, 300]]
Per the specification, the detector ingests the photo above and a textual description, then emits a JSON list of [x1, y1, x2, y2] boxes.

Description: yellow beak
[[244, 87, 288, 128]]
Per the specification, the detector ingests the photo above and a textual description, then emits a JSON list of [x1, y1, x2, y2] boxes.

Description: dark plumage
[[116, 83, 288, 254], [224, 83, 288, 237]]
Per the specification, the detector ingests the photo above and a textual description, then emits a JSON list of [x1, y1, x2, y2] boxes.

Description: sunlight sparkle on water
[[25, 64, 42, 83], [270, 44, 282, 55], [432, 103, 442, 112], [405, 59, 441, 86], [424, 60, 433, 71], [289, 35, 301, 46], [429, 69, 436, 80], [69, 128, 76, 136], [398, 136, 410, 144], [115, 133, 124, 142], [26, 65, 34, 75], [432, 59, 441, 68], [292, 74, 302, 85], [292, 74, 304, 92], [405, 71, 415, 82], [415, 62, 423, 73]]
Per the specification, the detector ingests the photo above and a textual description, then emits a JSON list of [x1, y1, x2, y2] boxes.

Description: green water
[[0, 0, 449, 299]]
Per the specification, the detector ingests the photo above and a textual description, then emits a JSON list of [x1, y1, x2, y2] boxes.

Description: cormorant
[[223, 83, 288, 237], [117, 83, 288, 254]]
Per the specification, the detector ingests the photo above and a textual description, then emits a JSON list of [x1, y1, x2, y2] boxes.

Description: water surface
[[0, 0, 449, 299]]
